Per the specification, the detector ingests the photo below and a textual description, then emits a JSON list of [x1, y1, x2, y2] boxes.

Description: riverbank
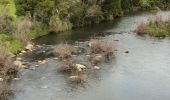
[[135, 11, 170, 38], [1, 0, 167, 54]]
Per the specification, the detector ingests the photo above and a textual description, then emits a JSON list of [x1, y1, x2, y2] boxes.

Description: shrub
[[85, 5, 104, 24], [14, 17, 32, 43], [103, 41, 115, 60], [135, 22, 148, 35], [59, 60, 76, 73], [0, 3, 16, 34], [102, 0, 122, 20], [49, 15, 72, 32], [0, 49, 18, 80], [0, 82, 14, 100], [54, 44, 73, 60], [89, 38, 116, 64], [89, 39, 105, 54]]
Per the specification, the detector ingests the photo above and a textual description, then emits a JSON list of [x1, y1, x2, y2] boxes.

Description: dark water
[[11, 11, 170, 100]]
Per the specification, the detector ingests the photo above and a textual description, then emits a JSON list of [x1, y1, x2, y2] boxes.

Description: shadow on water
[[33, 11, 151, 45], [11, 11, 170, 100]]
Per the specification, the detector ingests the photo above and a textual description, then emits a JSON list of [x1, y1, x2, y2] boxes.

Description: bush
[[0, 82, 14, 100], [14, 17, 32, 43], [14, 0, 54, 23], [54, 43, 73, 60], [89, 39, 104, 54], [49, 15, 72, 32], [102, 0, 122, 20], [85, 5, 104, 24], [0, 0, 16, 34], [0, 49, 18, 80], [135, 22, 148, 35], [59, 60, 76, 73]]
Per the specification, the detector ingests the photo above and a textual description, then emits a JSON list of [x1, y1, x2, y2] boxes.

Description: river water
[[11, 11, 170, 100]]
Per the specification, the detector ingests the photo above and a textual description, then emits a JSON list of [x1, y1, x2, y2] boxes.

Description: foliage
[[0, 34, 24, 53], [102, 0, 122, 20], [14, 0, 55, 23], [121, 0, 133, 13], [0, 0, 16, 33], [49, 14, 73, 32]]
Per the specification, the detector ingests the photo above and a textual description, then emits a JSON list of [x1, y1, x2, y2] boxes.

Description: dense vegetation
[[0, 0, 170, 53]]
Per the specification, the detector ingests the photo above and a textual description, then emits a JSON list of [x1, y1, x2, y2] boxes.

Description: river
[[11, 11, 170, 100]]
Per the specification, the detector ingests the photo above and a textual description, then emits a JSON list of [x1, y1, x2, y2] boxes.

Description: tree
[[102, 0, 122, 20]]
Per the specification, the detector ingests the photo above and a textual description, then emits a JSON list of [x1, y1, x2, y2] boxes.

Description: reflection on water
[[11, 11, 170, 100], [34, 12, 151, 45]]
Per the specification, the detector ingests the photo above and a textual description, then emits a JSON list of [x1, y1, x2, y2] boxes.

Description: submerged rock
[[26, 43, 34, 51], [13, 78, 20, 81], [21, 50, 27, 54], [69, 75, 86, 83], [40, 77, 46, 80], [41, 85, 48, 89], [86, 54, 90, 57], [75, 64, 86, 72], [35, 65, 39, 67], [125, 50, 129, 53], [53, 57, 58, 60], [0, 78, 3, 81], [38, 60, 47, 64], [94, 66, 100, 70], [16, 57, 22, 61]]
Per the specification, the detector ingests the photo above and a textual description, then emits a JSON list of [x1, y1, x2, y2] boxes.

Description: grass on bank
[[0, 34, 24, 53], [135, 12, 170, 37]]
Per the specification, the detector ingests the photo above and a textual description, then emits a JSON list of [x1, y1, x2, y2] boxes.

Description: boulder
[[69, 75, 86, 83], [16, 57, 22, 61], [21, 50, 27, 53], [26, 43, 34, 51], [88, 42, 92, 47], [96, 54, 102, 59], [75, 64, 86, 71], [125, 50, 129, 53], [69, 76, 82, 82], [13, 78, 20, 81], [14, 61, 26, 68], [86, 55, 90, 57]]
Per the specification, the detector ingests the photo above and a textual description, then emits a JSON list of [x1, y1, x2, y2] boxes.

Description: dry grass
[[89, 38, 116, 65], [58, 59, 76, 73], [0, 82, 14, 100], [103, 42, 115, 60], [89, 39, 104, 54], [0, 50, 18, 80], [135, 11, 170, 36], [89, 54, 103, 65], [54, 44, 73, 60], [135, 22, 148, 35], [14, 17, 32, 44]]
